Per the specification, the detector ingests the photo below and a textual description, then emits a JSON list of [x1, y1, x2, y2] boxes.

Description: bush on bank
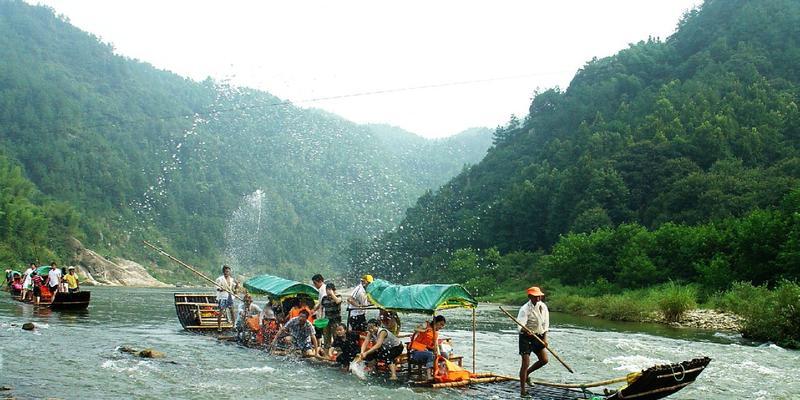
[[711, 280, 800, 348]]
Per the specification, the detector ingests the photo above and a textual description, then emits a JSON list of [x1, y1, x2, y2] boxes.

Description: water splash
[[224, 189, 266, 271]]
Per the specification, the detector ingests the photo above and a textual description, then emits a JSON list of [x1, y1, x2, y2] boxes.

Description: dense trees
[[360, 0, 800, 294], [0, 1, 490, 278]]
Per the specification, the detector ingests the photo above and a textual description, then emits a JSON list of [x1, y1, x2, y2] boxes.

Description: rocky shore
[[647, 308, 744, 331], [67, 237, 170, 287]]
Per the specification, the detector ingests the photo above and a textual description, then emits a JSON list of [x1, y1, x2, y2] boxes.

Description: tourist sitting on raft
[[409, 315, 447, 375], [328, 321, 360, 369], [259, 301, 280, 347], [270, 309, 319, 357], [354, 318, 405, 380], [286, 297, 315, 324], [379, 309, 401, 336], [10, 274, 22, 292], [236, 293, 262, 343]]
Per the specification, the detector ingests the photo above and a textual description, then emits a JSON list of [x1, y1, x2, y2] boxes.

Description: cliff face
[[67, 238, 169, 287]]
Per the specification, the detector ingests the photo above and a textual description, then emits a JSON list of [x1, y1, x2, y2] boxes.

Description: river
[[1, 287, 798, 399]]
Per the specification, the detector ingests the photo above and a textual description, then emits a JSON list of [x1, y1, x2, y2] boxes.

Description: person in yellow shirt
[[64, 267, 80, 293]]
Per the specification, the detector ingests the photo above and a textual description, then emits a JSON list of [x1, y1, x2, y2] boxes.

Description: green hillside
[[359, 0, 800, 292], [0, 1, 490, 280]]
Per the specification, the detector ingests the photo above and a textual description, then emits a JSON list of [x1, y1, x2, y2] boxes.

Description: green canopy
[[35, 266, 54, 276], [244, 274, 318, 300], [365, 279, 477, 314]]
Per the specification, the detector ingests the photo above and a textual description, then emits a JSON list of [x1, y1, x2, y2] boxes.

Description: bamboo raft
[[172, 292, 710, 399], [12, 290, 91, 310]]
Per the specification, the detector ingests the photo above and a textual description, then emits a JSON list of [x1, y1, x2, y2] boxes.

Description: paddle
[[142, 240, 243, 301], [499, 305, 575, 373]]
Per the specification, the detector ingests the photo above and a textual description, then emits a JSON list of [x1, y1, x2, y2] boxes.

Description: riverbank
[[482, 280, 800, 348]]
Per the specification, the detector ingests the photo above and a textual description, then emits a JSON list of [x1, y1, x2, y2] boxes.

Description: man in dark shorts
[[517, 286, 550, 396], [215, 265, 238, 331], [347, 274, 372, 331]]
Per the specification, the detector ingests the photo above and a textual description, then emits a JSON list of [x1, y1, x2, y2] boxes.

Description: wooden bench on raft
[[175, 301, 233, 330]]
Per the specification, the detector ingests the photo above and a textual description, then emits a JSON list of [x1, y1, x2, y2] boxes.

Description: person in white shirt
[[215, 265, 238, 332], [46, 262, 62, 297], [347, 274, 372, 331], [20, 263, 36, 301], [311, 274, 327, 341], [517, 286, 550, 396]]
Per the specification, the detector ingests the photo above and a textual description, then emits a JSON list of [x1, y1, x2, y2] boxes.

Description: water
[[1, 287, 798, 399], [224, 189, 267, 269]]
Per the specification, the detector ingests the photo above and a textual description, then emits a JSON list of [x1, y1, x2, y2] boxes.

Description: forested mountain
[[367, 125, 492, 190], [0, 1, 490, 280], [357, 0, 800, 293]]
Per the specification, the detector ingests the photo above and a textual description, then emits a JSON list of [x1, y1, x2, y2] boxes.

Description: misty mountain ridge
[[0, 0, 491, 281]]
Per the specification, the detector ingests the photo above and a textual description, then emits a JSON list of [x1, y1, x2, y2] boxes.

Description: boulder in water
[[21, 322, 35, 331], [118, 346, 137, 354], [136, 348, 165, 359]]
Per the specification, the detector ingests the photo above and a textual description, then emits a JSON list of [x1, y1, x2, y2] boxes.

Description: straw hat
[[526, 286, 545, 296]]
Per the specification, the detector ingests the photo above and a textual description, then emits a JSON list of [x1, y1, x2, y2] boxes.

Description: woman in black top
[[329, 322, 360, 367]]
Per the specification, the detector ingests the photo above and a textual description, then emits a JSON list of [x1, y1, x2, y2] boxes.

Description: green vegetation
[[710, 281, 800, 348], [353, 0, 800, 347], [0, 1, 490, 279], [0, 154, 81, 266], [655, 282, 698, 323]]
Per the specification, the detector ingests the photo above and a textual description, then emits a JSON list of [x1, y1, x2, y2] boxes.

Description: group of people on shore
[[5, 262, 80, 304], [212, 267, 448, 381]]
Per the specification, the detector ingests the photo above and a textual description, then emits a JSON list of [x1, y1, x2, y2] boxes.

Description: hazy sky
[[34, 0, 702, 138]]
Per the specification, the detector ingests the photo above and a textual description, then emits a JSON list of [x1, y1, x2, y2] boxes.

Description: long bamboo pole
[[498, 306, 574, 373], [477, 373, 637, 389], [143, 240, 242, 301], [472, 307, 477, 374]]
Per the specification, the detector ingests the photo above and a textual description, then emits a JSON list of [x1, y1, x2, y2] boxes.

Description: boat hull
[[12, 290, 90, 310]]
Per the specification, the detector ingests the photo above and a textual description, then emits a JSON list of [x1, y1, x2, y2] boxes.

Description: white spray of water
[[224, 189, 266, 270]]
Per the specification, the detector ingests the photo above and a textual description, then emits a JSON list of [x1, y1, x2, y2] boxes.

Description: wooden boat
[[174, 293, 233, 331], [13, 290, 91, 310], [174, 278, 710, 399]]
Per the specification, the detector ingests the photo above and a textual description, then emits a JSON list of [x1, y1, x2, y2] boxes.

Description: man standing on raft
[[518, 286, 549, 396]]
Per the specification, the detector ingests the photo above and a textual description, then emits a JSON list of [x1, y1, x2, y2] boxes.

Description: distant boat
[[11, 289, 90, 311]]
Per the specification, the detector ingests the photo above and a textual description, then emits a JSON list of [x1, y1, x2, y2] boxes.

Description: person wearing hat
[[517, 286, 549, 396], [347, 274, 373, 331], [64, 267, 80, 293]]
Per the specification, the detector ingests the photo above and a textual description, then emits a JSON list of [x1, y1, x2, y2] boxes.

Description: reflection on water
[[1, 287, 798, 399]]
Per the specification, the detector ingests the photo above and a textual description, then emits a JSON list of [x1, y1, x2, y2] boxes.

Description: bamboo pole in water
[[498, 306, 574, 373], [472, 307, 477, 374], [143, 240, 242, 301]]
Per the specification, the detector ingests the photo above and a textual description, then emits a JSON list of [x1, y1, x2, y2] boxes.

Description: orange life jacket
[[434, 355, 472, 383], [410, 322, 438, 352], [245, 316, 261, 332], [288, 306, 315, 323]]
